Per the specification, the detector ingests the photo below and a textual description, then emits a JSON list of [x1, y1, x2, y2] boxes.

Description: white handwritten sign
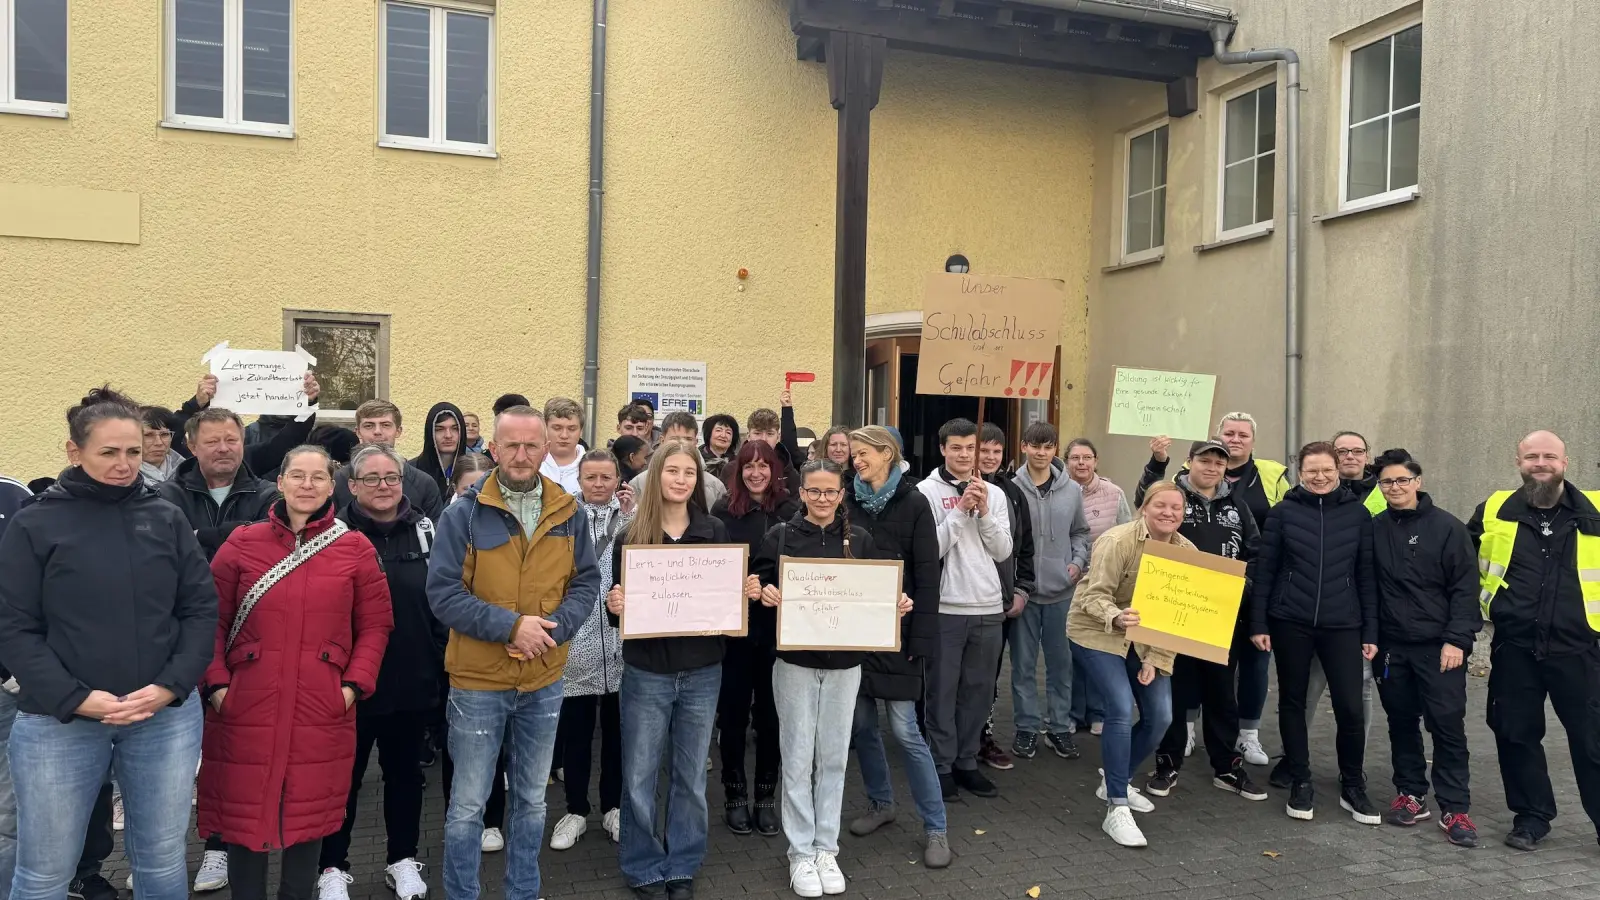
[[620, 544, 749, 639], [776, 557, 903, 652], [203, 342, 318, 421], [1107, 367, 1217, 441]]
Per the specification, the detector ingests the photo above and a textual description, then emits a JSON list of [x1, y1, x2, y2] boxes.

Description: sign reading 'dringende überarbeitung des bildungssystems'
[[914, 272, 1065, 398], [203, 342, 318, 421]]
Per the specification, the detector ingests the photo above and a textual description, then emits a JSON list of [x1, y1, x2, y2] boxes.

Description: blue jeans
[[0, 689, 16, 900], [1009, 601, 1072, 734], [10, 695, 202, 900], [444, 683, 564, 900], [1237, 641, 1272, 729], [1076, 646, 1171, 804], [619, 663, 720, 888], [851, 697, 946, 834], [1069, 642, 1105, 727]]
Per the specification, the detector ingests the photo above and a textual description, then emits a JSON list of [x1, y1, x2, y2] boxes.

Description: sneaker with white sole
[[789, 856, 823, 898], [385, 859, 427, 900], [1095, 767, 1155, 813], [814, 851, 846, 895], [193, 850, 230, 892], [551, 813, 587, 850], [1235, 729, 1269, 767], [112, 792, 124, 832], [316, 868, 353, 900], [603, 807, 622, 843], [1101, 805, 1147, 847], [480, 827, 505, 852]]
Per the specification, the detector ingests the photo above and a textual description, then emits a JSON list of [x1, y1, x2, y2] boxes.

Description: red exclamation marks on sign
[[1004, 359, 1026, 396], [1032, 362, 1053, 396]]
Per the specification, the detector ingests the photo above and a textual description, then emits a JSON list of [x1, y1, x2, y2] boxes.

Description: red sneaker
[[1440, 812, 1479, 847]]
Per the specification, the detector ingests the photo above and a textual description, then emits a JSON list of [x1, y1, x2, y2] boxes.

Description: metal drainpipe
[[581, 0, 608, 448], [1209, 24, 1301, 463]]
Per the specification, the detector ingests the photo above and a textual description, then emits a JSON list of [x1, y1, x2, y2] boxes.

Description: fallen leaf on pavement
[[1263, 850, 1281, 858], [1026, 887, 1041, 898], [974, 829, 986, 835]]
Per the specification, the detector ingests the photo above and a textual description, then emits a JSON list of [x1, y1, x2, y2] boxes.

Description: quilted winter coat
[[198, 500, 393, 850]]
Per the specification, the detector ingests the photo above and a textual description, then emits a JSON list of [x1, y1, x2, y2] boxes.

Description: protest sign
[[202, 342, 318, 420], [1107, 367, 1217, 441], [620, 544, 748, 639], [628, 359, 707, 425], [776, 557, 904, 652], [914, 273, 1064, 398], [1125, 540, 1247, 665]]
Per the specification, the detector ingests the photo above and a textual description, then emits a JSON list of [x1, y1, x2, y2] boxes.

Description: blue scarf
[[854, 467, 902, 517]]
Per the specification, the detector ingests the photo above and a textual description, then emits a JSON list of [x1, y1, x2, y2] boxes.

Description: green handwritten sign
[[1107, 367, 1217, 441]]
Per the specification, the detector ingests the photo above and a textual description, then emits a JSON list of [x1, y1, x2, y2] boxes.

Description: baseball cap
[[1188, 438, 1229, 459]]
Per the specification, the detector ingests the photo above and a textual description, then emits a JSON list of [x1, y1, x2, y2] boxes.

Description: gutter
[[582, 0, 608, 448], [1026, 0, 1235, 31]]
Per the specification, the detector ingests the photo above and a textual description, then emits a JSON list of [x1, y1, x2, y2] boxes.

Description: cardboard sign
[[1107, 367, 1217, 441], [203, 342, 318, 421], [628, 360, 708, 425], [776, 557, 904, 652], [620, 544, 748, 639], [914, 273, 1065, 398], [1125, 540, 1247, 665]]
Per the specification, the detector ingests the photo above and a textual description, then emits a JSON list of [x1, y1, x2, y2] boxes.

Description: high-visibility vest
[[1255, 458, 1290, 506], [1363, 487, 1387, 517], [1477, 489, 1600, 625]]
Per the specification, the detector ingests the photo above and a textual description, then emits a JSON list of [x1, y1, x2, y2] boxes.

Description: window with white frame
[[1, 0, 68, 116], [165, 0, 292, 135], [1343, 23, 1421, 206], [283, 311, 390, 413], [1123, 123, 1168, 260], [380, 1, 494, 155], [1220, 82, 1276, 236]]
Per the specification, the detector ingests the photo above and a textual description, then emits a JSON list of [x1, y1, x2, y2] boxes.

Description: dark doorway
[[896, 353, 1013, 478]]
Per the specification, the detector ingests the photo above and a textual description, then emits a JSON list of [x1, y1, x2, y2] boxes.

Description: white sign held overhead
[[202, 341, 319, 421], [628, 359, 707, 426]]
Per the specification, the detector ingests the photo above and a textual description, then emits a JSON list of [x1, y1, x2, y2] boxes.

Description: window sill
[[161, 118, 294, 139], [1101, 254, 1163, 274], [0, 104, 67, 119], [378, 139, 498, 159], [1195, 227, 1274, 253], [1315, 190, 1420, 223]]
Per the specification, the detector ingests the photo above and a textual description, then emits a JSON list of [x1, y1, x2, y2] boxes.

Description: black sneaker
[[1012, 731, 1038, 760], [1145, 756, 1179, 797], [1043, 731, 1081, 760], [1213, 762, 1268, 801], [939, 772, 959, 801], [69, 876, 117, 900], [953, 767, 999, 798], [1504, 829, 1542, 852], [1287, 780, 1315, 821], [1339, 785, 1382, 825], [1268, 758, 1293, 790], [665, 878, 695, 900]]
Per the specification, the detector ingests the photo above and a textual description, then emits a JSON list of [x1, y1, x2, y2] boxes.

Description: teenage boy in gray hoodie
[[1008, 422, 1091, 762]]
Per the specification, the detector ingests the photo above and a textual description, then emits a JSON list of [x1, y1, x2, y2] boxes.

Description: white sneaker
[[814, 851, 846, 895], [789, 856, 823, 898], [1102, 805, 1148, 847], [480, 827, 505, 853], [603, 808, 621, 843], [384, 859, 427, 900], [316, 868, 353, 900], [1236, 729, 1269, 766], [125, 874, 134, 891], [193, 850, 230, 892], [1184, 722, 1195, 757], [551, 813, 587, 850], [1095, 768, 1155, 813], [112, 791, 124, 831]]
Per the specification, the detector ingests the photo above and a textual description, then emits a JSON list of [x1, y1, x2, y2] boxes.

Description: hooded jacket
[[753, 511, 877, 670], [564, 497, 630, 696], [140, 448, 186, 486], [1467, 482, 1600, 658], [843, 473, 942, 700], [0, 467, 218, 721], [157, 456, 281, 560], [917, 467, 1012, 615], [410, 402, 469, 501], [606, 506, 731, 674], [339, 498, 447, 716], [985, 471, 1036, 603], [1143, 454, 1289, 529], [1135, 464, 1259, 563], [1373, 493, 1481, 650], [1011, 463, 1091, 605], [1247, 485, 1379, 644]]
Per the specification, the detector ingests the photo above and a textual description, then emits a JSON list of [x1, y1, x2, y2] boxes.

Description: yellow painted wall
[[0, 0, 1095, 478]]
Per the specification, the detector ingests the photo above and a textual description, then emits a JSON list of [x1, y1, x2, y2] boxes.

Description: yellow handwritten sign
[[1125, 540, 1246, 664], [1107, 367, 1217, 441]]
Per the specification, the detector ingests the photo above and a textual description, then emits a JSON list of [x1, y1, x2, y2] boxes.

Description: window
[[283, 311, 391, 414], [164, 0, 293, 136], [379, 1, 494, 156], [1342, 23, 1421, 207], [1123, 123, 1168, 261], [1, 0, 68, 117], [1219, 82, 1276, 237]]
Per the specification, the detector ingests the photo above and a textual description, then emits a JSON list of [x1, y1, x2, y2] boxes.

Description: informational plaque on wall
[[620, 544, 748, 639], [776, 557, 903, 652]]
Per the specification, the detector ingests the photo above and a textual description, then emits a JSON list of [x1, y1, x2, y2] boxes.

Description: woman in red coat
[[199, 445, 393, 900]]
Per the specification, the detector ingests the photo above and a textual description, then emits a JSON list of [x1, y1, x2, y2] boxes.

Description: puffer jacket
[[564, 498, 630, 696], [1247, 485, 1378, 644], [1077, 472, 1132, 542], [842, 474, 941, 701]]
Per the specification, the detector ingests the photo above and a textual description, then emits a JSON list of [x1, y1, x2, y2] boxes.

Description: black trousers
[[319, 711, 428, 871], [557, 692, 622, 815], [441, 744, 506, 829], [1487, 641, 1600, 837], [1271, 620, 1366, 788], [1375, 642, 1470, 812], [717, 635, 780, 787], [1156, 651, 1241, 776], [983, 616, 1016, 739], [75, 783, 115, 880], [227, 840, 321, 900]]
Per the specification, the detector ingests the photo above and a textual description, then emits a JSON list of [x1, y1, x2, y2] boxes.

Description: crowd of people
[[0, 371, 1596, 900]]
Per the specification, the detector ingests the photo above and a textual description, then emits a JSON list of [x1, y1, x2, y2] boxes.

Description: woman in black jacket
[[839, 426, 951, 869], [1248, 441, 1380, 825], [711, 439, 800, 835], [0, 388, 218, 900]]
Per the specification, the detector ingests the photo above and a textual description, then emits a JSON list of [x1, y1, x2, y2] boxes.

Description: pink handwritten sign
[[620, 544, 749, 639]]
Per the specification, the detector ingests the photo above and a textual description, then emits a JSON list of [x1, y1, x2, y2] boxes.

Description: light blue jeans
[[1076, 646, 1172, 804], [444, 682, 564, 900], [1009, 601, 1073, 735], [619, 663, 720, 889], [10, 695, 202, 900], [851, 697, 946, 834], [773, 662, 860, 863], [0, 689, 17, 900]]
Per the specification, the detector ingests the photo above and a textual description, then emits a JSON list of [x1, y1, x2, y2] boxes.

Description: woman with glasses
[[139, 406, 185, 485], [198, 445, 393, 900]]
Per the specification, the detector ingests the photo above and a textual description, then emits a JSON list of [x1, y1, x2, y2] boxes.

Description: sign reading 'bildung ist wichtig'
[[203, 342, 319, 420]]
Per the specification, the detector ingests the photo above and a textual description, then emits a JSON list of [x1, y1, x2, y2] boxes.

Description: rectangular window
[[1342, 23, 1421, 207], [1219, 83, 1276, 237], [283, 311, 391, 414], [1, 0, 68, 116], [1123, 123, 1168, 261], [379, 1, 494, 156], [165, 0, 292, 136]]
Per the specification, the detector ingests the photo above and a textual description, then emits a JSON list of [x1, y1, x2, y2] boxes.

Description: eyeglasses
[[144, 430, 173, 441], [284, 472, 332, 485], [356, 474, 403, 487], [800, 488, 843, 501], [1334, 447, 1369, 458], [1378, 476, 1418, 488]]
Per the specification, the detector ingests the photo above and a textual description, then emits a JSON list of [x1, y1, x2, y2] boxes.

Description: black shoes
[[1505, 829, 1543, 852], [723, 782, 752, 835], [68, 876, 117, 900], [1268, 758, 1293, 790], [631, 884, 667, 900], [953, 767, 999, 798], [1012, 731, 1038, 760], [665, 878, 695, 900], [1339, 785, 1383, 826], [940, 772, 959, 801], [753, 783, 781, 836], [1145, 756, 1179, 797], [1043, 731, 1081, 760], [1213, 761, 1268, 801], [1287, 780, 1315, 821]]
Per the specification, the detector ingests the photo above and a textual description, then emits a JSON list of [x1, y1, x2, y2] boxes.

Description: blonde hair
[[1216, 411, 1257, 436], [1139, 479, 1184, 509], [624, 438, 704, 546], [847, 425, 903, 469]]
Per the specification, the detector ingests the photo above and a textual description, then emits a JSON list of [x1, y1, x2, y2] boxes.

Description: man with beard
[[1469, 430, 1600, 851]]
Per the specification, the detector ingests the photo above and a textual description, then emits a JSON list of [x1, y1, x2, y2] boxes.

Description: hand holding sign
[[776, 558, 904, 651]]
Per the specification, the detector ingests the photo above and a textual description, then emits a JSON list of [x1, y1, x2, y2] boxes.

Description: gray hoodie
[[1012, 463, 1092, 605]]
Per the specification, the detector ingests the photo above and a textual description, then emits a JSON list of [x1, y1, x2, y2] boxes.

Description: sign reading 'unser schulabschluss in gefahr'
[[914, 272, 1065, 399]]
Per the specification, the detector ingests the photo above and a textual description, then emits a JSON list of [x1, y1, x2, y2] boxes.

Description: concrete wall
[[1085, 0, 1600, 516]]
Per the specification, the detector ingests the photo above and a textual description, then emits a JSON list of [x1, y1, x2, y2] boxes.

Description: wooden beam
[[797, 34, 826, 61], [827, 31, 886, 428]]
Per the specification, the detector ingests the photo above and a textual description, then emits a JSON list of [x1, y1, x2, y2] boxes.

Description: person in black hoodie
[[410, 402, 469, 501], [711, 439, 800, 836], [0, 389, 217, 900], [976, 423, 1034, 771], [1368, 449, 1481, 847], [1248, 441, 1381, 825], [605, 439, 738, 900], [319, 443, 447, 892], [158, 407, 283, 561]]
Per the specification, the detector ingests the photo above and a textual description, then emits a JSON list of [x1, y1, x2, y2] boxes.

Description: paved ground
[[105, 659, 1600, 900]]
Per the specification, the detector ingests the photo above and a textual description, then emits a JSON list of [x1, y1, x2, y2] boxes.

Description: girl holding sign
[[753, 459, 913, 898]]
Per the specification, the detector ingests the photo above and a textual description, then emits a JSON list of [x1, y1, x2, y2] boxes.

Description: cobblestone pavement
[[103, 664, 1600, 900]]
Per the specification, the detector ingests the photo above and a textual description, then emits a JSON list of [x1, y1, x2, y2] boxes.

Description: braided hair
[[799, 458, 853, 560]]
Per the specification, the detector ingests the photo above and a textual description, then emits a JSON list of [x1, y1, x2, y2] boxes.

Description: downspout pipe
[[1209, 23, 1302, 464], [581, 0, 608, 448]]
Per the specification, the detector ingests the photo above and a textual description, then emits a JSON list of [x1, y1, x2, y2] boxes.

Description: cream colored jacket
[[1066, 519, 1195, 675]]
